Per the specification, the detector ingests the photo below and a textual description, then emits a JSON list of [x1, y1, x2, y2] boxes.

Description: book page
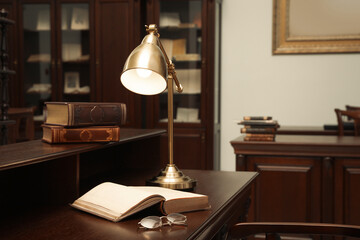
[[132, 186, 210, 214], [132, 186, 206, 201], [71, 182, 164, 221]]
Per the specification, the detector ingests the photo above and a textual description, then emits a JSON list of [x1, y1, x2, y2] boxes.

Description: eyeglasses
[[138, 213, 187, 229]]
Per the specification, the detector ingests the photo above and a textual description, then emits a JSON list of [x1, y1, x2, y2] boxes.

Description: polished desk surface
[[0, 169, 257, 240], [231, 134, 360, 157]]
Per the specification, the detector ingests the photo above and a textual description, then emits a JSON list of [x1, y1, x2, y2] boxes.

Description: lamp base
[[146, 164, 197, 190]]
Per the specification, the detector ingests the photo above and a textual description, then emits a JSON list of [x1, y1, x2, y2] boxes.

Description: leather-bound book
[[44, 102, 126, 127], [42, 125, 120, 143]]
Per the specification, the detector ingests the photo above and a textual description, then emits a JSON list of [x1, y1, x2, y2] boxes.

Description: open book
[[71, 182, 210, 222]]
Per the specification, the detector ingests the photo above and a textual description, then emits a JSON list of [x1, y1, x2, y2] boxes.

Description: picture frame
[[64, 72, 80, 94], [273, 0, 360, 54]]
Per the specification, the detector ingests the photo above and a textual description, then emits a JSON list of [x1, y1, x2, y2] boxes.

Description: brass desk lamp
[[120, 24, 196, 190]]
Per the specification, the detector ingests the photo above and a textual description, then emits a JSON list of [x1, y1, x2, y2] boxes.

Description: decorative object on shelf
[[64, 72, 80, 94], [159, 12, 180, 27], [71, 7, 89, 30], [0, 9, 16, 145], [62, 43, 82, 61], [26, 83, 52, 94], [27, 53, 51, 63], [120, 24, 197, 190], [176, 107, 199, 123]]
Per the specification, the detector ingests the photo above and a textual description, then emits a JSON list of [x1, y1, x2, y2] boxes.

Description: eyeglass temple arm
[[146, 24, 183, 93]]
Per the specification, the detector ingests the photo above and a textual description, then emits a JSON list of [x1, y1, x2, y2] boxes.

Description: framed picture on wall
[[273, 0, 360, 54], [64, 72, 80, 94]]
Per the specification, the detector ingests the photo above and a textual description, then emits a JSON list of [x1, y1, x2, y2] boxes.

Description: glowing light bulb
[[136, 69, 152, 78]]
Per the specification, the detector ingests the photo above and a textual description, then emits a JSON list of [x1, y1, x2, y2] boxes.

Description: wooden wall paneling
[[246, 156, 322, 223], [94, 0, 141, 128]]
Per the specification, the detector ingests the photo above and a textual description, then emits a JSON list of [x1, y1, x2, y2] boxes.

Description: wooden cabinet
[[17, 1, 95, 119], [239, 155, 322, 222], [2, 0, 142, 128], [3, 0, 220, 152], [231, 135, 360, 225], [334, 158, 360, 225], [145, 0, 221, 170]]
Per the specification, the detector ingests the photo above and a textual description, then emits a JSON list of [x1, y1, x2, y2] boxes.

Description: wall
[[220, 0, 360, 171]]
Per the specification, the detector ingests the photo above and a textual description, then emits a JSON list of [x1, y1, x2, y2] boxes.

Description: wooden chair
[[7, 107, 35, 143], [334, 108, 360, 136], [228, 222, 360, 240], [346, 105, 360, 111]]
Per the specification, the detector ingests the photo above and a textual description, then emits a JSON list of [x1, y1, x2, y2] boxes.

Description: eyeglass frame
[[138, 213, 187, 229]]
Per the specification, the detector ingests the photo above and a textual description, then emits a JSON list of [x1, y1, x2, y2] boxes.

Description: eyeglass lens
[[138, 213, 187, 229]]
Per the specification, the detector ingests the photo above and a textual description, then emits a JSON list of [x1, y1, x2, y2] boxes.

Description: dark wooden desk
[[277, 126, 353, 135], [0, 128, 258, 239], [231, 135, 360, 226]]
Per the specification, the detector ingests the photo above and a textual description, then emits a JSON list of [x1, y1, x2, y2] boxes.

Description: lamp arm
[[157, 37, 183, 93]]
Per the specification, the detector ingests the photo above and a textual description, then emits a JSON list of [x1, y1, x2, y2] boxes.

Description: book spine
[[42, 126, 120, 143], [239, 120, 278, 126], [244, 136, 275, 141], [243, 116, 272, 120], [245, 133, 275, 138], [241, 128, 276, 134]]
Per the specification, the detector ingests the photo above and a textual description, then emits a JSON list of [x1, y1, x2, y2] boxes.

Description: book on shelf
[[241, 127, 277, 134], [42, 125, 120, 143], [44, 102, 126, 127], [238, 120, 279, 127], [243, 116, 272, 121], [244, 136, 275, 141], [71, 182, 210, 222], [245, 133, 275, 138]]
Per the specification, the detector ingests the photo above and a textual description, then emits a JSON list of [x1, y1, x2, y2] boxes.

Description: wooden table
[[0, 128, 258, 239], [231, 134, 360, 225]]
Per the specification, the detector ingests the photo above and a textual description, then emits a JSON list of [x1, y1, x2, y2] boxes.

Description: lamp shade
[[120, 33, 168, 95]]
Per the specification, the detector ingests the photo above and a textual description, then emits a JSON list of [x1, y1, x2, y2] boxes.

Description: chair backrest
[[335, 108, 360, 136], [228, 222, 360, 240], [346, 105, 360, 111]]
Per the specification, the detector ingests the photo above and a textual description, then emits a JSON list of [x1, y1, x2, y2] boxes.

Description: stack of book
[[42, 102, 127, 143], [238, 116, 279, 141]]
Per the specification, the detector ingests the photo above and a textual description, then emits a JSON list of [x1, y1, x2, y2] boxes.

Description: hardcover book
[[241, 127, 277, 134], [42, 125, 120, 143], [243, 116, 272, 120], [245, 133, 275, 138], [71, 182, 210, 222], [238, 120, 278, 126], [44, 102, 126, 126], [244, 136, 275, 141]]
